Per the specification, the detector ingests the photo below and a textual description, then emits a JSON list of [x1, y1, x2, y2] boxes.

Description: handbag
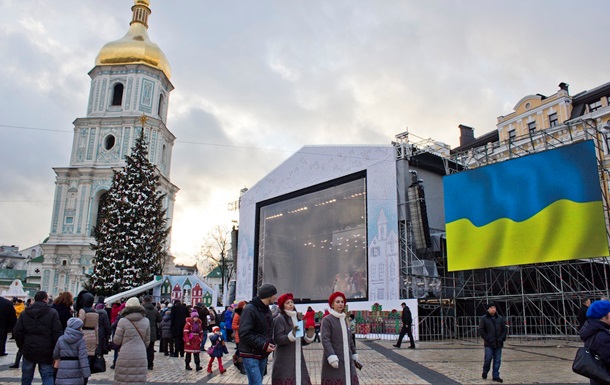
[[572, 346, 610, 384], [89, 348, 106, 374], [207, 346, 215, 356]]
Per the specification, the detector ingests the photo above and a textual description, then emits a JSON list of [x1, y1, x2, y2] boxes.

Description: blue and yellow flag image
[[444, 140, 609, 271]]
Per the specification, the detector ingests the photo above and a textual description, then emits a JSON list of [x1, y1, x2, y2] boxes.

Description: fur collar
[[121, 305, 146, 317]]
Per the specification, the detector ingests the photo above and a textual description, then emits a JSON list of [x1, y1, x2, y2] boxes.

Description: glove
[[292, 325, 299, 337], [328, 355, 339, 369], [306, 327, 315, 338]]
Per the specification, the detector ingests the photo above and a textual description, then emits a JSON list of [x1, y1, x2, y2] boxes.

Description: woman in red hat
[[320, 292, 361, 385], [271, 293, 314, 385]]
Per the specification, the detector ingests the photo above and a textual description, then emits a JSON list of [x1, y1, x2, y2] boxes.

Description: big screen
[[444, 140, 609, 271], [256, 174, 367, 302]]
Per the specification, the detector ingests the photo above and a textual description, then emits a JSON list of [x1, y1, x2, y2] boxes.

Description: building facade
[[40, 0, 179, 296]]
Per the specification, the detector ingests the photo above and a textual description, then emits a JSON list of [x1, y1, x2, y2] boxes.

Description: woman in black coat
[[52, 292, 74, 330], [579, 300, 610, 385]]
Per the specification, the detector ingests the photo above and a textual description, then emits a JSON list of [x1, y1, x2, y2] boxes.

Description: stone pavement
[[0, 337, 589, 385]]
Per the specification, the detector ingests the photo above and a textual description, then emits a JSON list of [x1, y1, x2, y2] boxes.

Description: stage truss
[[395, 121, 610, 341]]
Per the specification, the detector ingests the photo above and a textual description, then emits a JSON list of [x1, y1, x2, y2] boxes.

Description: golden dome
[[95, 0, 171, 79]]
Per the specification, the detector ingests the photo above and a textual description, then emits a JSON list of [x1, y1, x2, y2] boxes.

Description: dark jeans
[[21, 358, 54, 385], [483, 346, 502, 379], [396, 324, 415, 347], [243, 357, 268, 385], [161, 337, 174, 354], [146, 340, 155, 368], [0, 328, 7, 354], [175, 336, 184, 356]]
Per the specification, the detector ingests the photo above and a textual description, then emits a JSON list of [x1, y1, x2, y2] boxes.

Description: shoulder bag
[[572, 332, 610, 384], [89, 346, 106, 374]]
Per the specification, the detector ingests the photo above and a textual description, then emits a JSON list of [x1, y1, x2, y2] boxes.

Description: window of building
[[589, 100, 602, 112], [549, 113, 558, 127], [65, 217, 74, 224], [111, 83, 124, 106], [104, 135, 116, 150], [158, 94, 164, 117], [508, 129, 516, 141], [528, 121, 536, 135], [62, 260, 67, 266]]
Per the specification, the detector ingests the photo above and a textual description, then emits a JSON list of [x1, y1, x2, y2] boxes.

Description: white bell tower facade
[[41, 0, 179, 296]]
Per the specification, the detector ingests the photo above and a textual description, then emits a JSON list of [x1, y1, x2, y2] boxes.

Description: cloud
[[1, 0, 610, 264]]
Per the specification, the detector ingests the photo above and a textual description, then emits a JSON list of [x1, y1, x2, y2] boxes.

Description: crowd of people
[[0, 285, 367, 385], [0, 289, 246, 385]]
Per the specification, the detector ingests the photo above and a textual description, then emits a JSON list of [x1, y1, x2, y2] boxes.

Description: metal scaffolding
[[396, 122, 610, 341]]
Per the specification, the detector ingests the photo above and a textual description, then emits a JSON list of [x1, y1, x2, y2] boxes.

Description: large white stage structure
[[236, 143, 448, 311]]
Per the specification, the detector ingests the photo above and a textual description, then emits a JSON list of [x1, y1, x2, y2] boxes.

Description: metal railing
[[354, 314, 582, 344]]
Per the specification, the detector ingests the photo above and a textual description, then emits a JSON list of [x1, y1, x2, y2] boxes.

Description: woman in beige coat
[[113, 297, 150, 385]]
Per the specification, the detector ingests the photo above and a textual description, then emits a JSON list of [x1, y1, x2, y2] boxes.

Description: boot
[[185, 365, 192, 371], [219, 358, 226, 374], [196, 365, 203, 371]]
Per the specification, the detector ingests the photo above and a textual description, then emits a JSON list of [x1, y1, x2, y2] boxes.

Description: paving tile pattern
[[0, 338, 589, 385]]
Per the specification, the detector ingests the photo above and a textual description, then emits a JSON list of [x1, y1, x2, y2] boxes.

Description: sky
[[1, 0, 609, 266]]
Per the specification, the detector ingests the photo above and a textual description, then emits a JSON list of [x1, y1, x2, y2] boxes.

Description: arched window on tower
[[112, 83, 124, 106], [158, 94, 164, 117], [92, 191, 110, 236]]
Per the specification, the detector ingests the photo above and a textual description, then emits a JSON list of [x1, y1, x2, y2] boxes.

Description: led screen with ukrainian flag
[[444, 140, 609, 271]]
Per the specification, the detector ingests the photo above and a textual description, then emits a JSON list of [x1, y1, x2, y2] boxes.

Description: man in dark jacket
[[0, 295, 17, 356], [13, 290, 62, 385], [577, 296, 592, 331], [478, 302, 507, 383], [170, 299, 189, 357], [239, 283, 278, 385], [393, 302, 415, 349], [142, 296, 161, 369]]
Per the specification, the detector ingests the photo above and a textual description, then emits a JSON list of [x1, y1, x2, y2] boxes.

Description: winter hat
[[587, 300, 610, 320], [486, 302, 496, 310], [277, 293, 294, 310], [237, 301, 246, 309], [213, 326, 220, 333], [95, 303, 105, 310], [191, 310, 199, 318], [328, 292, 346, 307], [67, 317, 83, 330], [126, 297, 140, 307], [258, 283, 278, 299]]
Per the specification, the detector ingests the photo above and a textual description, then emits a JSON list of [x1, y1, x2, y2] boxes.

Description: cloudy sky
[[1, 0, 609, 265]]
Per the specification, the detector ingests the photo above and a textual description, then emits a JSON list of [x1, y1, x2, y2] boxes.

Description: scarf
[[285, 309, 302, 385], [329, 308, 351, 385]]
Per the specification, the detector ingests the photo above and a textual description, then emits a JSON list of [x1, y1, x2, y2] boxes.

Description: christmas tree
[[87, 120, 170, 295]]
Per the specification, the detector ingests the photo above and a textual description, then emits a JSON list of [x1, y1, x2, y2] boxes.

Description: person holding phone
[[239, 283, 278, 385], [271, 293, 314, 385]]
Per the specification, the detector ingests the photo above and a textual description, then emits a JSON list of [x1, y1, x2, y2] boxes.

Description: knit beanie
[[587, 300, 610, 320], [67, 317, 83, 330], [258, 283, 278, 299], [126, 297, 140, 307], [191, 310, 199, 318]]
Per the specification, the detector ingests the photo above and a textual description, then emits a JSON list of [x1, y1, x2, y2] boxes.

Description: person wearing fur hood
[[271, 293, 314, 385], [113, 297, 150, 385], [320, 292, 361, 385]]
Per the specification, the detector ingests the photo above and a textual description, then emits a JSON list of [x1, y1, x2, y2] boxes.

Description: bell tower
[[41, 0, 179, 296]]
